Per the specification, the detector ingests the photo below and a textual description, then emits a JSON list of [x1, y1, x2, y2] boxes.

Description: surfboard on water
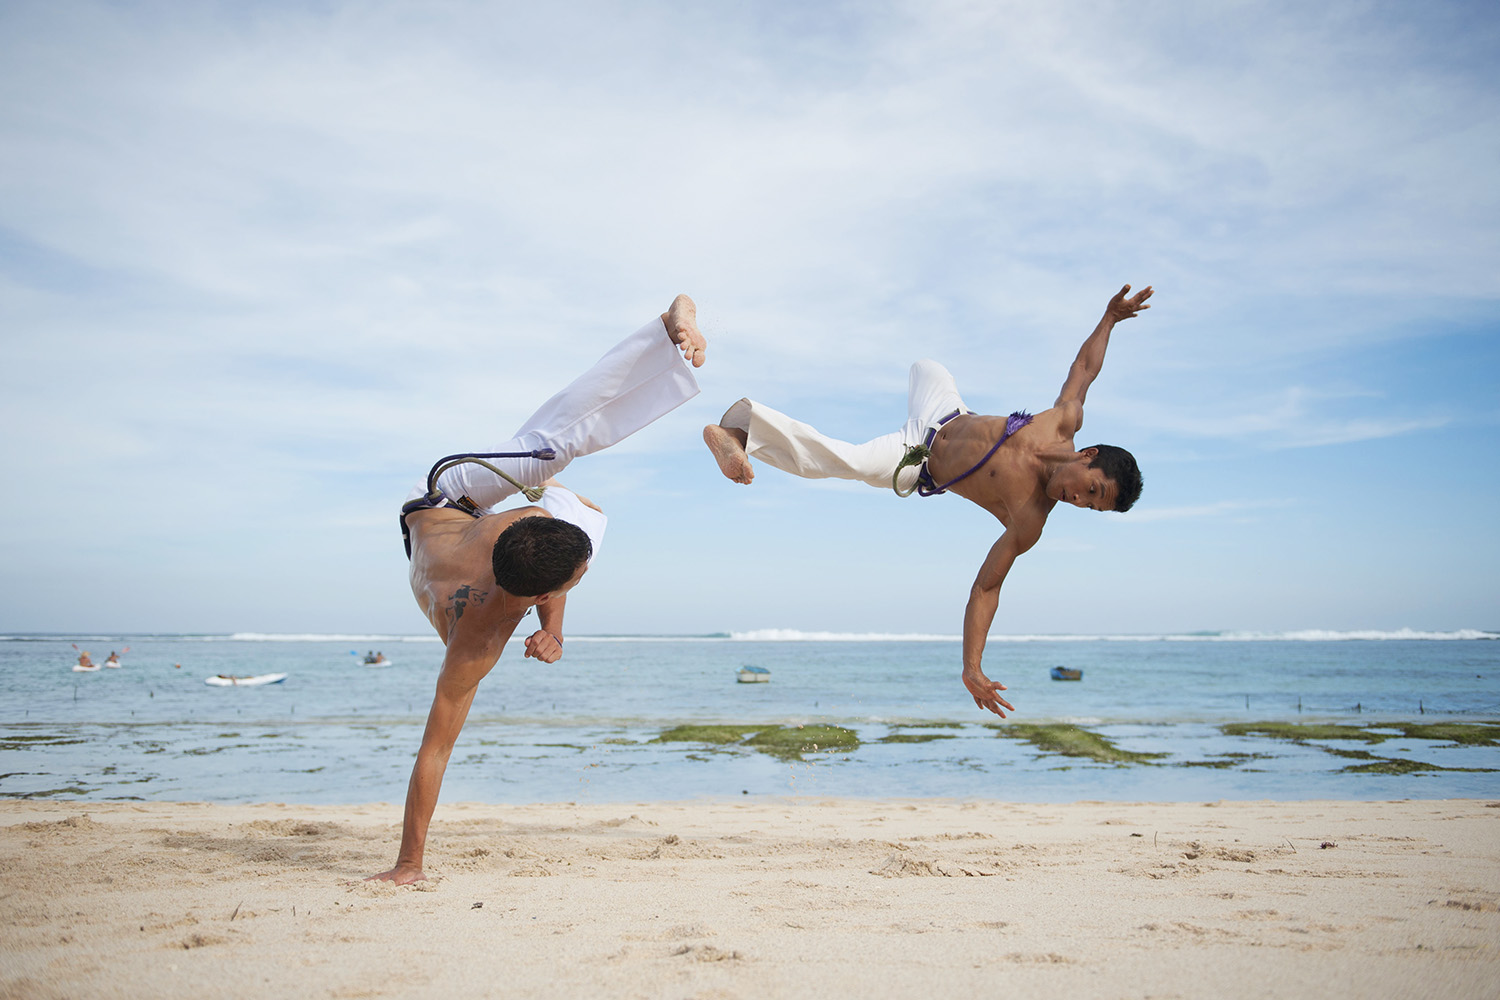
[[205, 673, 288, 687]]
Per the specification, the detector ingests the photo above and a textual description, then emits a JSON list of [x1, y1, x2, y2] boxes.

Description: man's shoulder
[[1027, 403, 1073, 426], [408, 507, 540, 583], [1012, 404, 1078, 443], [411, 505, 549, 547]]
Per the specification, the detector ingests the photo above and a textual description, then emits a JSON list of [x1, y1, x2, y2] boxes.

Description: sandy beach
[[1, 799, 1496, 999]]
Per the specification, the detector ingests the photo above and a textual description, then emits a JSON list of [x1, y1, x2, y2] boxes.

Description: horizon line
[[5, 627, 1497, 643]]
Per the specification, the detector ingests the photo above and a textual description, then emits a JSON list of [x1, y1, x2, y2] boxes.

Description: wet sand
[[2, 798, 1497, 999]]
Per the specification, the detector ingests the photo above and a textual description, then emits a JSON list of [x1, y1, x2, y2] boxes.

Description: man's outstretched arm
[[960, 522, 1041, 717], [1053, 283, 1153, 431], [368, 647, 494, 884]]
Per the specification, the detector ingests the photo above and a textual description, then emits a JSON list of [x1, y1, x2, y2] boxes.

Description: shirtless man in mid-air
[[703, 284, 1151, 718], [370, 295, 707, 885]]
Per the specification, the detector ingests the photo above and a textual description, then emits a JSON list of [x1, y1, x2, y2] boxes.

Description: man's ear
[[1079, 446, 1099, 459]]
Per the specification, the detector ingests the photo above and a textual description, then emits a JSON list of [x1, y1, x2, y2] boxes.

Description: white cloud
[[1119, 385, 1453, 450], [1123, 499, 1295, 525]]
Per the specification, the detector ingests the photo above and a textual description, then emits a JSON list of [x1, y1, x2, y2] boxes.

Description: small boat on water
[[737, 666, 771, 684], [205, 673, 288, 687], [1050, 666, 1083, 681], [72, 663, 101, 673]]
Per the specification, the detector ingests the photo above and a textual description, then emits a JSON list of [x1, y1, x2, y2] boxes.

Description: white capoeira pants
[[719, 359, 970, 494], [405, 316, 700, 559]]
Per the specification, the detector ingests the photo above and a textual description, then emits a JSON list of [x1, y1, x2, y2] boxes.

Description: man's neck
[[1035, 447, 1081, 480]]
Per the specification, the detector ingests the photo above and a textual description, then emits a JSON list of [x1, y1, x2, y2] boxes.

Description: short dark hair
[[1087, 444, 1142, 513], [491, 517, 592, 596]]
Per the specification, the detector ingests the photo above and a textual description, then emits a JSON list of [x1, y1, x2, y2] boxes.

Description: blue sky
[[1, 0, 1496, 636]]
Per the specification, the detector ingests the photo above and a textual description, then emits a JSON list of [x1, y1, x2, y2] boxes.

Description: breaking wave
[[727, 628, 1498, 642]]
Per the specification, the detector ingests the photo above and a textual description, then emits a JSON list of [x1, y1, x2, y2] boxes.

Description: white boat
[[737, 666, 770, 684], [205, 673, 288, 687], [362, 658, 393, 667], [72, 664, 101, 673]]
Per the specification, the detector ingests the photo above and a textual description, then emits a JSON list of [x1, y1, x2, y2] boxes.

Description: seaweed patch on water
[[1222, 721, 1500, 774], [654, 725, 766, 746], [746, 726, 859, 761], [1222, 722, 1387, 744], [1221, 721, 1500, 747], [0, 734, 87, 751], [653, 724, 860, 761], [1, 786, 92, 798], [1320, 746, 1495, 775], [1174, 752, 1273, 770], [878, 733, 958, 744], [181, 744, 257, 756], [986, 724, 1166, 765], [1386, 722, 1500, 747]]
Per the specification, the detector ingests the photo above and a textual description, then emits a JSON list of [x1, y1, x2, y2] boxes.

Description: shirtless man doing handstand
[[704, 284, 1151, 718], [371, 295, 707, 885]]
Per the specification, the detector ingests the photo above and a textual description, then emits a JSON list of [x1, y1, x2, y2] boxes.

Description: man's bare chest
[[929, 431, 1034, 504]]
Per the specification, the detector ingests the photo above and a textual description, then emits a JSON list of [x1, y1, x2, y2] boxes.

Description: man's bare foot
[[703, 424, 754, 484], [663, 294, 706, 368], [367, 864, 425, 885]]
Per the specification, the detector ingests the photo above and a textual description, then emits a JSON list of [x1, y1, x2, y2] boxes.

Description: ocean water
[[2, 631, 1498, 804]]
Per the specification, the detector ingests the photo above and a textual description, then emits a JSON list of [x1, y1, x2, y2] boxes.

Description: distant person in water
[[703, 284, 1151, 718], [369, 295, 707, 886], [76, 651, 94, 668], [104, 651, 121, 668]]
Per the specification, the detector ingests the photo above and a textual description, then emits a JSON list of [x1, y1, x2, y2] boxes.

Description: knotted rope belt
[[424, 448, 557, 508]]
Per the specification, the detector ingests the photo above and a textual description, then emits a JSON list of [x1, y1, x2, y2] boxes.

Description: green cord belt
[[424, 448, 558, 506], [891, 444, 929, 498]]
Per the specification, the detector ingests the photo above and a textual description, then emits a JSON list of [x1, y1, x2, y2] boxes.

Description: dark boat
[[1050, 666, 1083, 681]]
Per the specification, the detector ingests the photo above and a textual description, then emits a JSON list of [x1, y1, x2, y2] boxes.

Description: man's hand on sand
[[963, 668, 1015, 718], [523, 629, 563, 663], [664, 294, 707, 368], [367, 864, 425, 886], [1105, 283, 1153, 323]]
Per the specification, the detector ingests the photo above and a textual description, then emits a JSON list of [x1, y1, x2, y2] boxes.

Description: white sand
[[2, 798, 1497, 999]]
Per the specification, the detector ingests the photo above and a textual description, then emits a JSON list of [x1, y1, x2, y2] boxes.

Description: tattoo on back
[[447, 584, 488, 623]]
